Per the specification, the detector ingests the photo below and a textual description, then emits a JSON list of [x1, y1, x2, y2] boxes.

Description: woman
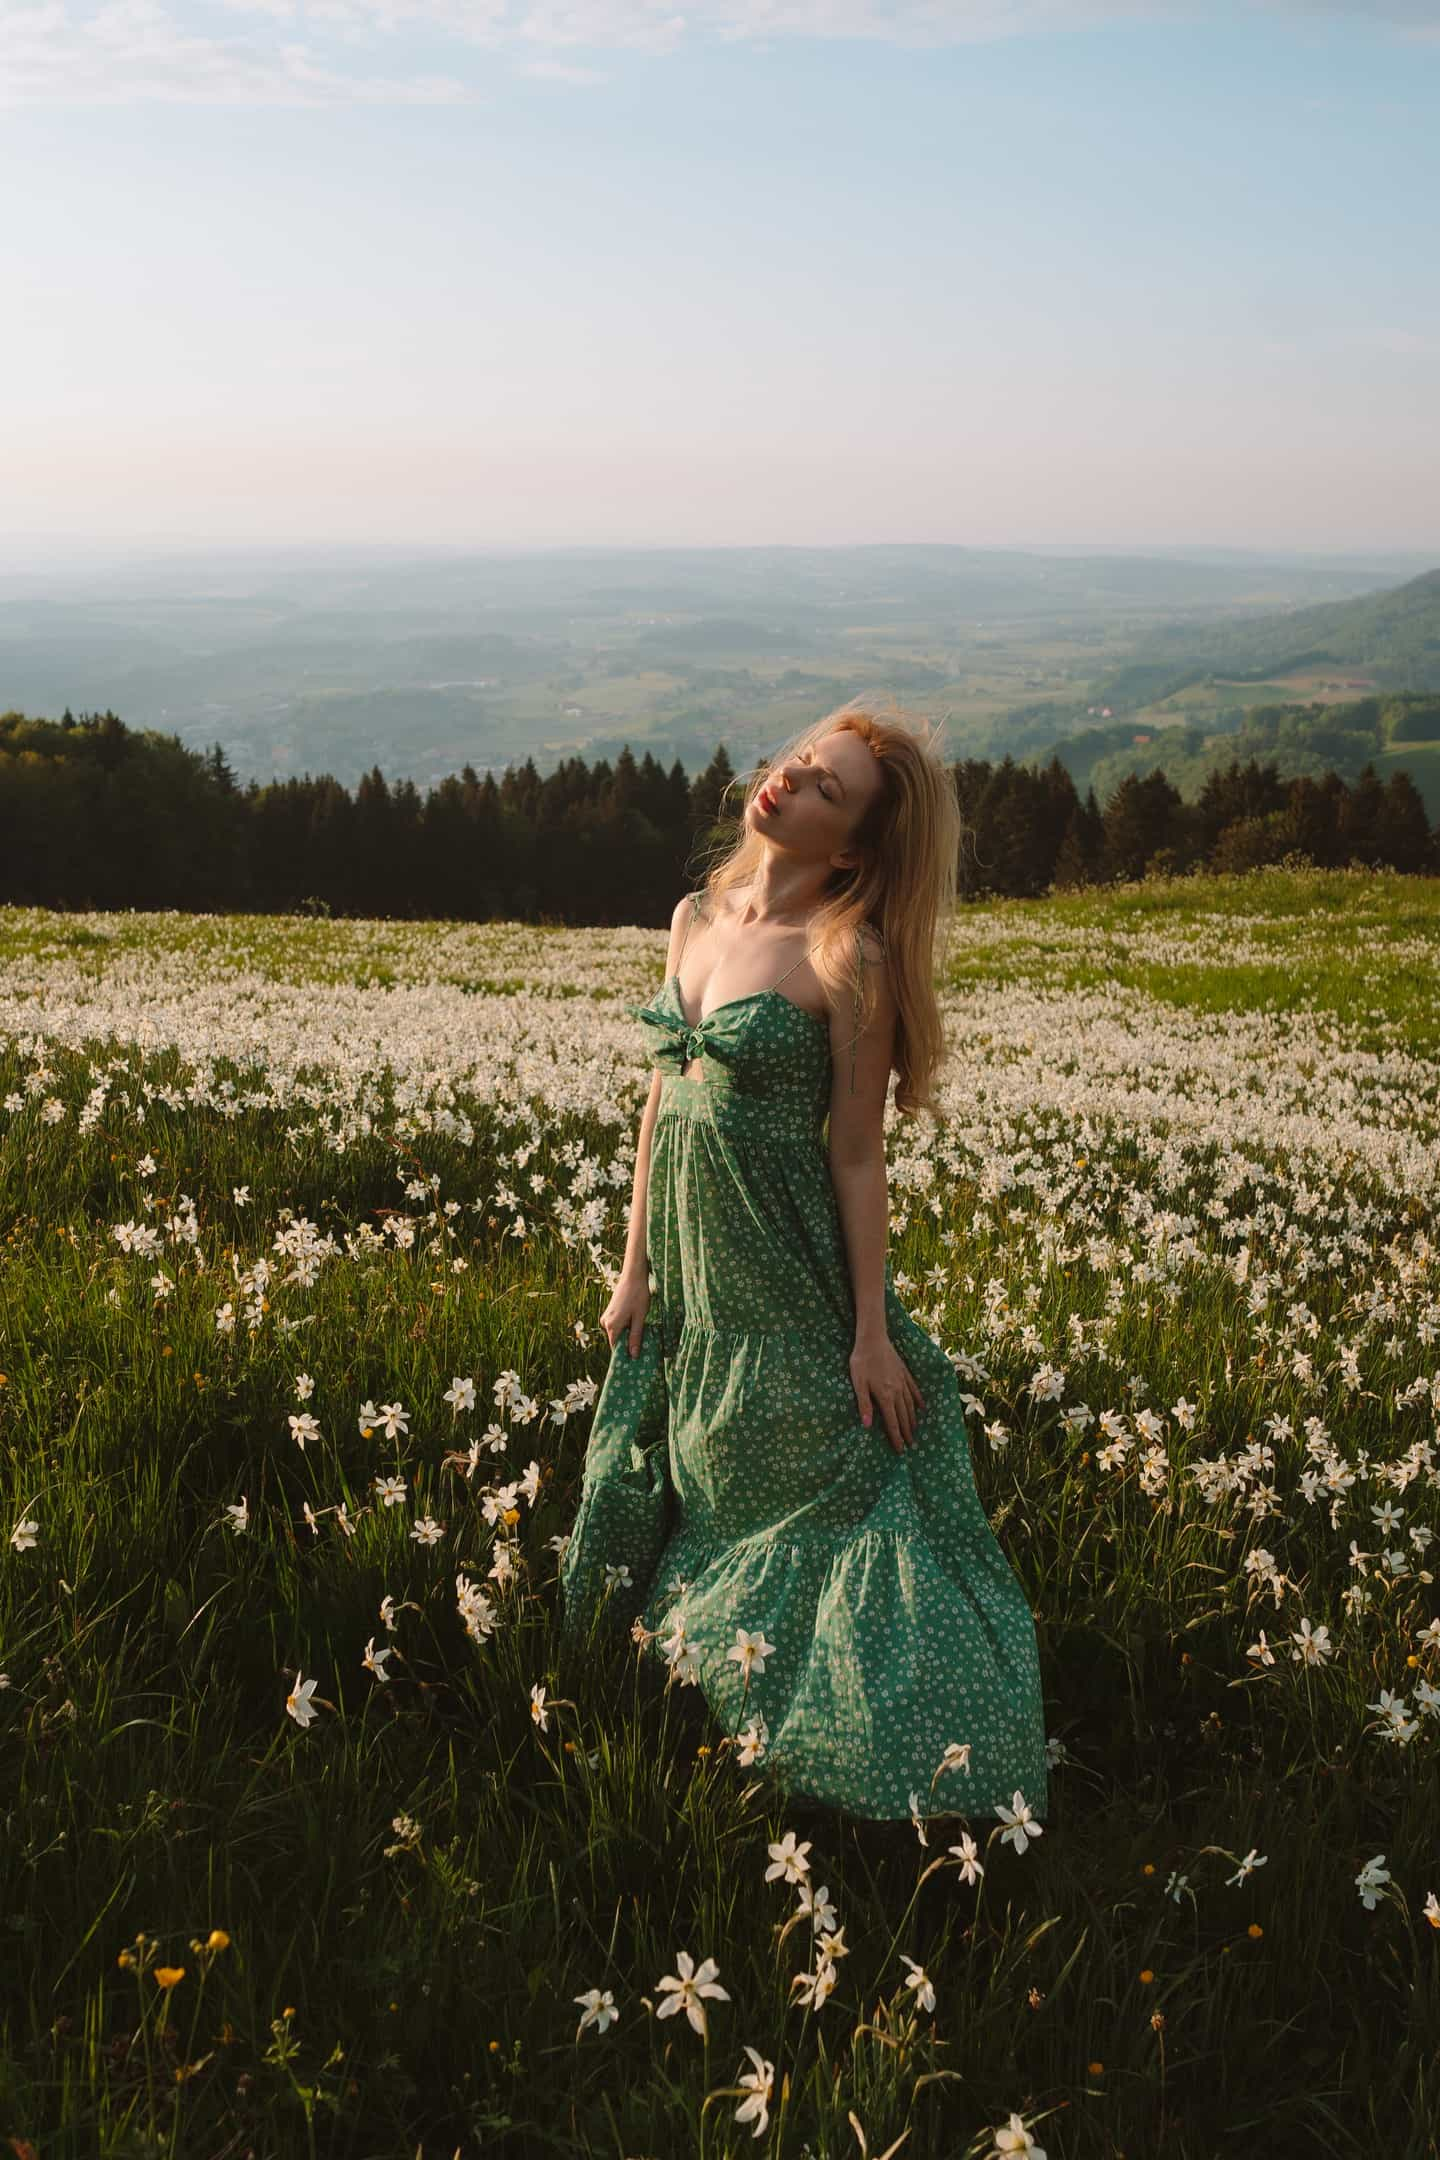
[[559, 697, 1049, 1827]]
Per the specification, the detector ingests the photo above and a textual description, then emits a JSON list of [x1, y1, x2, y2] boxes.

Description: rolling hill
[[1092, 566, 1440, 708]]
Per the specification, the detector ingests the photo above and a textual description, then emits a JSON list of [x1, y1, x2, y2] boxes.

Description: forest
[[2, 706, 1436, 923]]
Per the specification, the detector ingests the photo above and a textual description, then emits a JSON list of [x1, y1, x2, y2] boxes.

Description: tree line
[[2, 707, 1437, 925]]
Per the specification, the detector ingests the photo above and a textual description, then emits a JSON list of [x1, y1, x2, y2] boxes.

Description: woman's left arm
[[827, 936, 925, 1451]]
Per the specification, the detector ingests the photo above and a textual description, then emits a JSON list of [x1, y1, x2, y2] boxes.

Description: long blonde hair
[[692, 695, 964, 1119]]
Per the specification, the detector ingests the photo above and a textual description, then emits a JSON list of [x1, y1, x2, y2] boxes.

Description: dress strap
[[770, 923, 866, 1092], [678, 900, 859, 1062], [674, 890, 704, 971], [768, 942, 817, 993]]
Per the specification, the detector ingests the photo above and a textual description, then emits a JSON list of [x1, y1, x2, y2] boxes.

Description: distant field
[[1133, 670, 1380, 729], [1378, 740, 1440, 820]]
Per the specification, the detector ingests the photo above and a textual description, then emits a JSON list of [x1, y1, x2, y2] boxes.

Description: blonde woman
[[561, 697, 1048, 1828]]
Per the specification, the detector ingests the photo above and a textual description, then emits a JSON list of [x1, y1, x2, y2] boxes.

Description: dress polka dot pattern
[[559, 895, 1049, 1825]]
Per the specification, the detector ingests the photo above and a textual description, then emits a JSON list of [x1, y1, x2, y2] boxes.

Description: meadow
[[1, 866, 1438, 2159]]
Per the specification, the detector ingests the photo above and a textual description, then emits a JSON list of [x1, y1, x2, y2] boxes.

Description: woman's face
[[749, 728, 882, 863]]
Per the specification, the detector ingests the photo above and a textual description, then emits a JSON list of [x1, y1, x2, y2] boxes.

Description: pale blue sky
[[2, 1, 1437, 558]]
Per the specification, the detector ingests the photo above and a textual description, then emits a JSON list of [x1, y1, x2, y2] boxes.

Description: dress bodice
[[623, 974, 832, 1117], [622, 890, 868, 1122]]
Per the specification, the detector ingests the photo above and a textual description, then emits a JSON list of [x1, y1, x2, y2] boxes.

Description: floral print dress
[[560, 894, 1049, 1825]]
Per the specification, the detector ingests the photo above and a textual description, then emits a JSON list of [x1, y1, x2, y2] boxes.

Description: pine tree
[[1101, 770, 1182, 882], [1373, 769, 1433, 872], [206, 742, 238, 795], [1337, 764, 1386, 867], [1051, 801, 1096, 890]]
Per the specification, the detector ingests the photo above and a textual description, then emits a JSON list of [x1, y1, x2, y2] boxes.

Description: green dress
[[560, 895, 1049, 1825]]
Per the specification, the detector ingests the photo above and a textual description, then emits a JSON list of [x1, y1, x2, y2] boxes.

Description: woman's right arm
[[619, 1070, 665, 1285], [603, 894, 696, 1352]]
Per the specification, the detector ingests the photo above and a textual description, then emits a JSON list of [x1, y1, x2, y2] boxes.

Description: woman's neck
[[732, 868, 830, 929]]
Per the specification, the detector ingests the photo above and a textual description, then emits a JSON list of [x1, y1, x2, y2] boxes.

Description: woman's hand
[[600, 1266, 652, 1358], [850, 1332, 926, 1452]]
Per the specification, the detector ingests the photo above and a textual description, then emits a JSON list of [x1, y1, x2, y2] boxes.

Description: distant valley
[[1, 543, 1437, 797]]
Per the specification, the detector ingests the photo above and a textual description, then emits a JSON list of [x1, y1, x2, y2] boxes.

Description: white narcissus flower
[[288, 1412, 320, 1451], [10, 1518, 39, 1553], [989, 2112, 1048, 2159], [765, 1831, 812, 1885], [362, 1637, 393, 1683], [223, 1497, 250, 1534], [734, 2045, 775, 2139], [735, 1716, 768, 1765], [654, 1950, 730, 2038], [409, 1517, 445, 1546], [899, 1953, 935, 2014], [995, 1790, 1044, 1855], [529, 1683, 549, 1730], [948, 1831, 985, 1885], [1355, 1854, 1392, 1910], [374, 1475, 407, 1508], [791, 1957, 839, 2010], [795, 1880, 837, 1935], [727, 1627, 775, 1679], [1290, 1617, 1334, 1665], [286, 1672, 320, 1728], [660, 1619, 703, 1687], [574, 1986, 618, 2035]]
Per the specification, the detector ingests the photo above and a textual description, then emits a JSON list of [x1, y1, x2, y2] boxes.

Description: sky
[[2, 0, 1438, 563]]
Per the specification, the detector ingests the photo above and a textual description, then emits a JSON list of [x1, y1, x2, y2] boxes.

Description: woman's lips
[[757, 784, 780, 814]]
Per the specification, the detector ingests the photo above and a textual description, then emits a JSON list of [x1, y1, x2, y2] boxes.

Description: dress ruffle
[[561, 1320, 1050, 1825]]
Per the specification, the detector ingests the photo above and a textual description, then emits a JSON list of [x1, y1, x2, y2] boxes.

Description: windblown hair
[[693, 695, 965, 1120]]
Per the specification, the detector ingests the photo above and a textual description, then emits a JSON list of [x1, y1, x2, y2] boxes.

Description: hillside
[[1035, 690, 1440, 819], [1091, 566, 1440, 708]]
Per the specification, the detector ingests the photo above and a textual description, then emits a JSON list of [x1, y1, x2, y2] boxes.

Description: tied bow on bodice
[[622, 991, 741, 1075]]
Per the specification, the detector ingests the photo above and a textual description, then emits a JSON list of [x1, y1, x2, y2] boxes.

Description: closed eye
[[800, 749, 834, 801]]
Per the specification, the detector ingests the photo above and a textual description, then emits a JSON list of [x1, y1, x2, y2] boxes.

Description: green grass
[[2, 871, 1438, 2157]]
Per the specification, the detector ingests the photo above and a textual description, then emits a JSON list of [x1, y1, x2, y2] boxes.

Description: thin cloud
[[514, 53, 614, 77], [1262, 0, 1439, 25], [0, 0, 479, 100], [2, 0, 1435, 108]]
